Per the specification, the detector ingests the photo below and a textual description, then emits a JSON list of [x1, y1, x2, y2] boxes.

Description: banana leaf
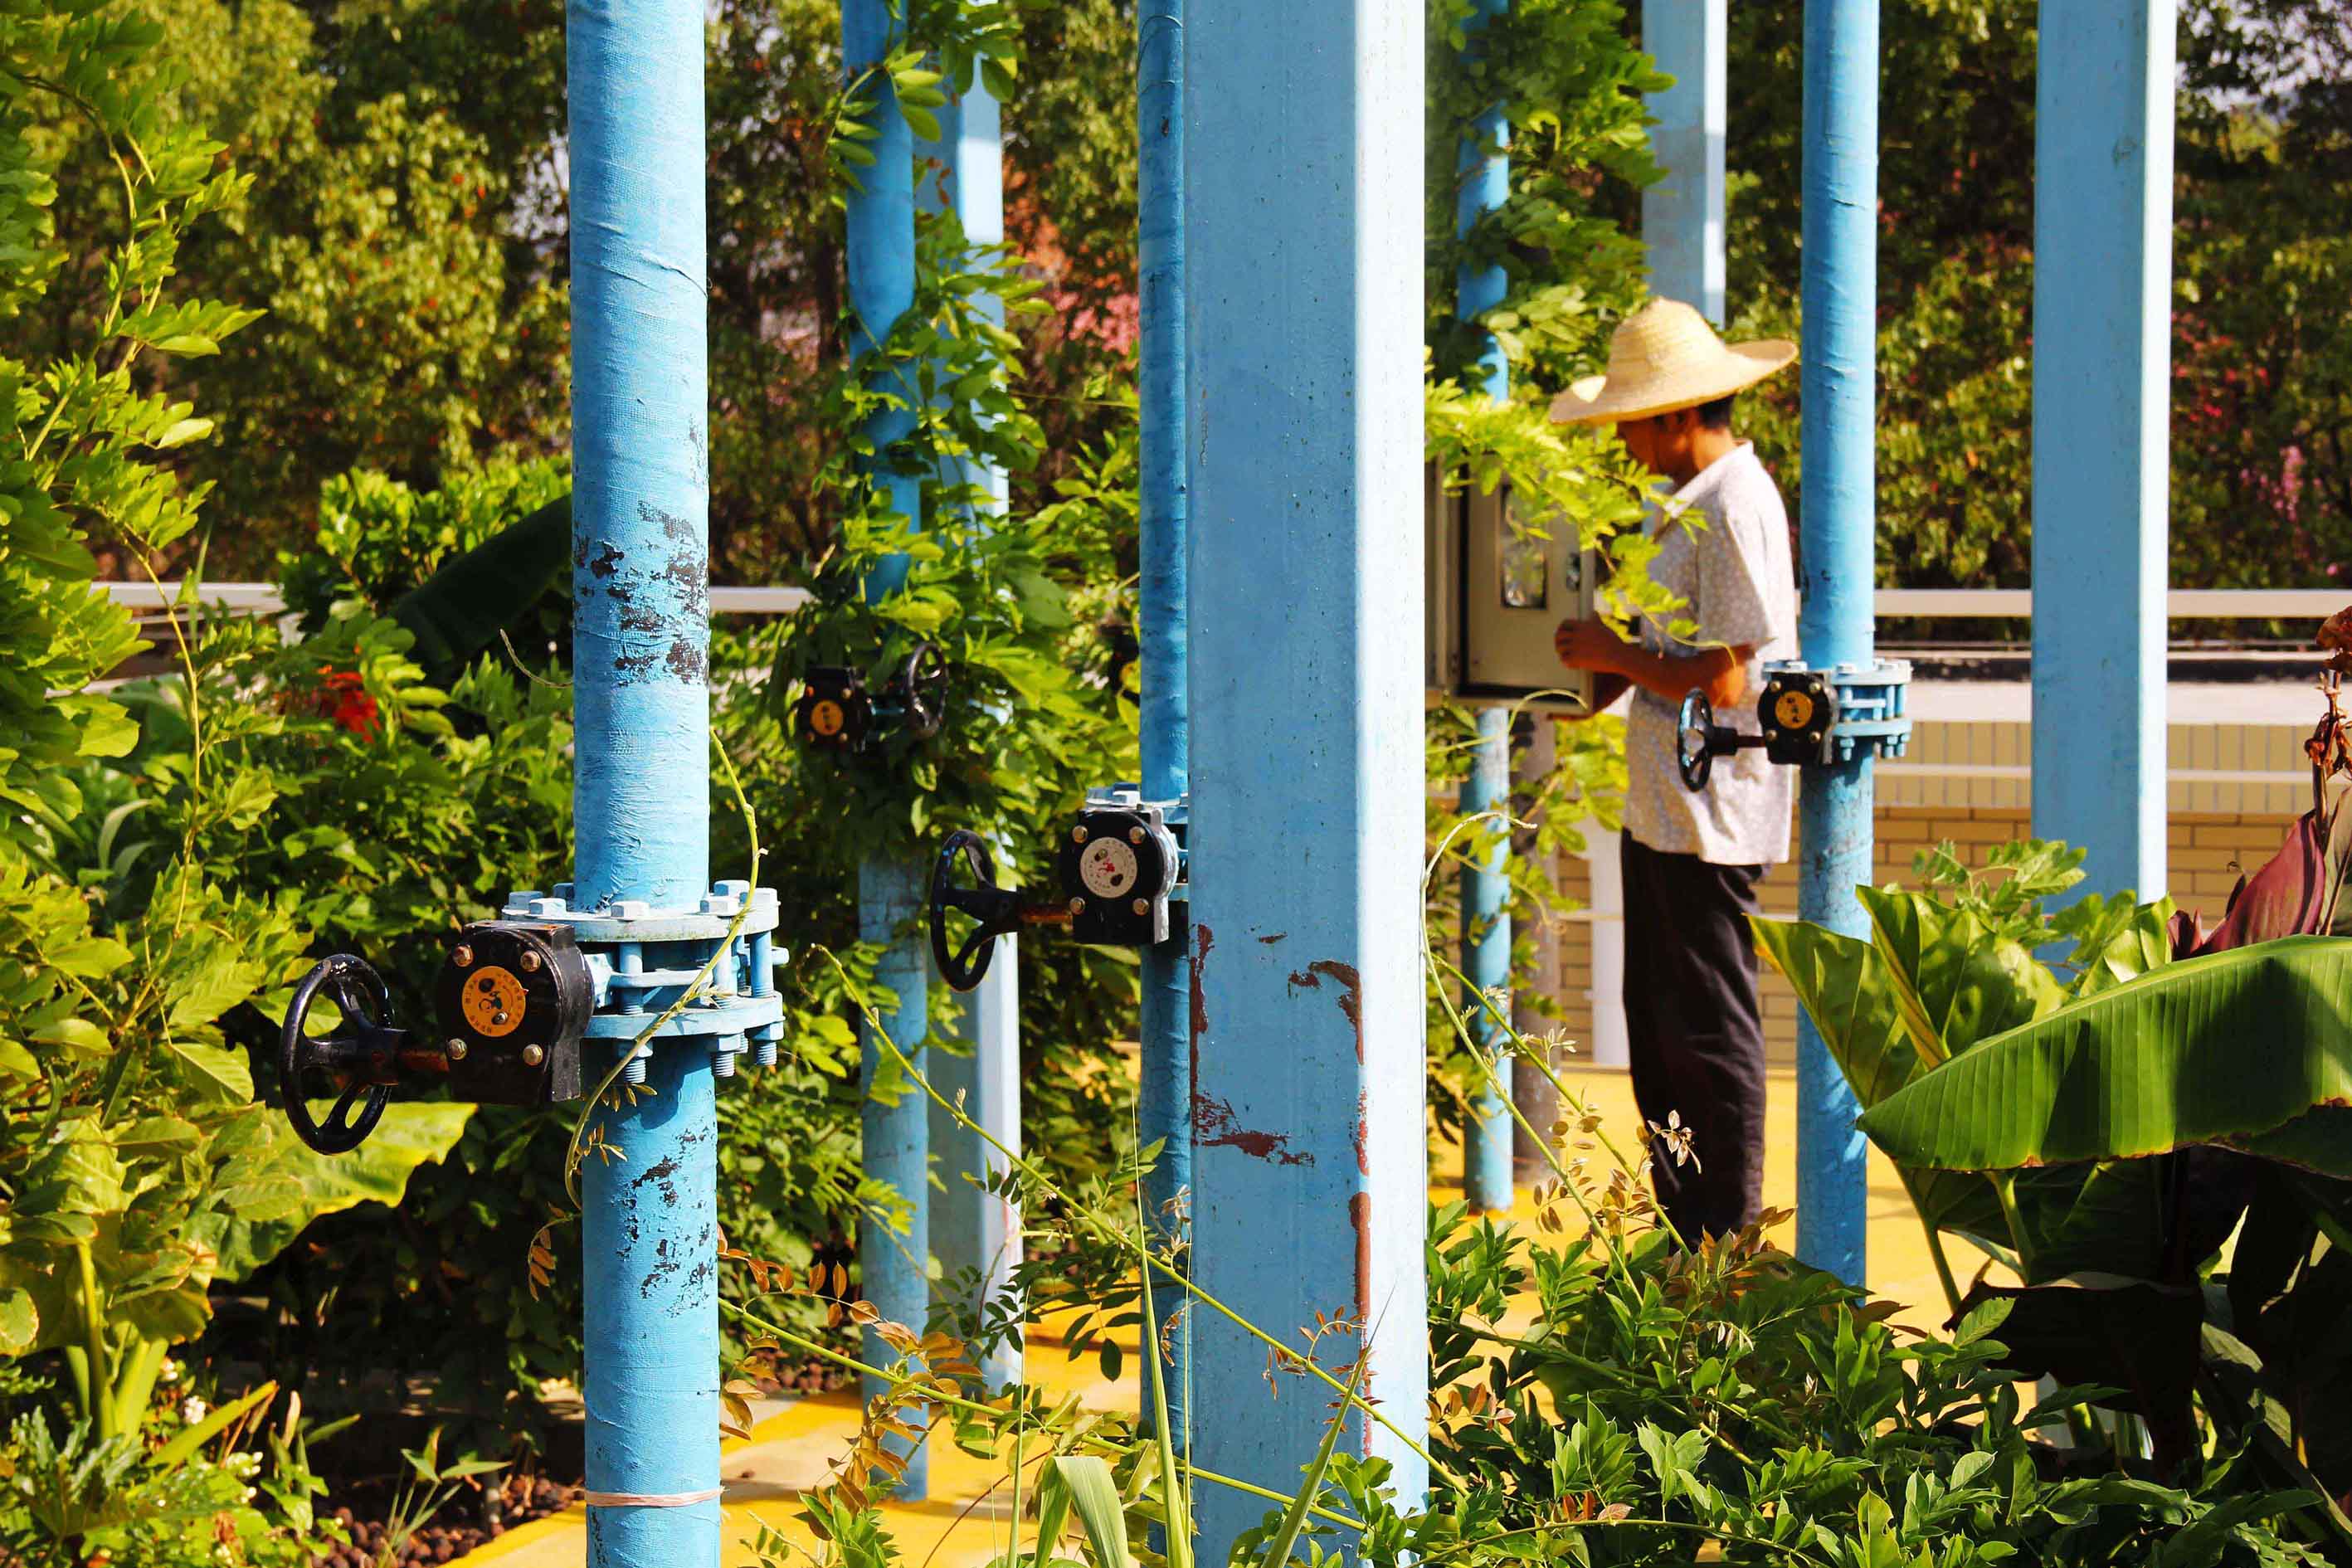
[[1960, 1273, 2203, 1473], [1853, 887, 2064, 1067], [1858, 936, 2352, 1176], [1750, 918, 2007, 1243], [387, 492, 572, 680]]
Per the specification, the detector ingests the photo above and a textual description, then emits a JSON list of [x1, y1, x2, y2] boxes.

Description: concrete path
[[457, 1061, 1988, 1566]]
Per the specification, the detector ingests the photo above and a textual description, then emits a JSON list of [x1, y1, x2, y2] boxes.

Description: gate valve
[[796, 666, 873, 752], [928, 830, 1073, 993], [434, 921, 596, 1107], [278, 923, 602, 1156], [279, 955, 430, 1155], [1055, 791, 1184, 947], [795, 642, 950, 754], [1678, 665, 1908, 791]]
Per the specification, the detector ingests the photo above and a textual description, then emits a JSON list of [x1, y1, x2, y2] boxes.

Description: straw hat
[[1548, 299, 1796, 424]]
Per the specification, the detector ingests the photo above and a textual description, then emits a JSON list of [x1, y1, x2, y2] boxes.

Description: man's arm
[[1554, 620, 1752, 709]]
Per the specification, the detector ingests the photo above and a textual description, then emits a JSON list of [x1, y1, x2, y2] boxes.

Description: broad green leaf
[[164, 1037, 253, 1102], [1858, 887, 2063, 1064], [387, 492, 572, 681], [206, 1104, 474, 1281], [0, 1287, 34, 1355], [1860, 937, 2352, 1174], [1751, 916, 2008, 1243]]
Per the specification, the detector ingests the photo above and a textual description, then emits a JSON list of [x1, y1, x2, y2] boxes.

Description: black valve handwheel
[[928, 830, 1026, 993], [898, 643, 948, 739], [280, 955, 402, 1155], [1677, 689, 1717, 793]]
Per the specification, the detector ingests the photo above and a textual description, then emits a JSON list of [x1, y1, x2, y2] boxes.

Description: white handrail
[[104, 582, 811, 615], [1875, 588, 2347, 618], [106, 582, 2330, 621]]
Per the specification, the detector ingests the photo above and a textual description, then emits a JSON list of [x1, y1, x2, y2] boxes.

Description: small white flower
[[158, 1358, 181, 1385], [181, 1396, 207, 1424]]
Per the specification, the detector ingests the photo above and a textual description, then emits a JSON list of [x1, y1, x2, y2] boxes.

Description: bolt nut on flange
[[521, 1044, 545, 1068], [446, 1038, 469, 1062], [519, 950, 543, 973], [452, 944, 475, 967], [1070, 825, 1088, 844], [1069, 897, 1087, 915]]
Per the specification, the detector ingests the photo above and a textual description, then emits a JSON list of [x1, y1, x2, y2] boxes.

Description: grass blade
[[1049, 1454, 1130, 1568], [1254, 1351, 1369, 1568]]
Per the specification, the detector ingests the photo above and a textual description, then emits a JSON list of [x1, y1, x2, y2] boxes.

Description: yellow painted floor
[[458, 1061, 1988, 1566]]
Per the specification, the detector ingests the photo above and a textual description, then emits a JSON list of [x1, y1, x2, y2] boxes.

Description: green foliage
[[1413, 1205, 2325, 1567], [0, 1393, 344, 1566], [1768, 819, 2352, 1520], [1725, 0, 2352, 595], [1425, 0, 1663, 396]]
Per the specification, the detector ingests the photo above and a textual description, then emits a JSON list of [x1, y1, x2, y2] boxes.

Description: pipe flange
[[500, 881, 789, 1052]]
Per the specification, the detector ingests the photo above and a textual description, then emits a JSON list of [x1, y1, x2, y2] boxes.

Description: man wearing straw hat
[[1550, 297, 1799, 1244]]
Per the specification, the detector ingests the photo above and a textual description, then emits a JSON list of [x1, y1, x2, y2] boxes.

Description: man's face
[[1614, 409, 1697, 479]]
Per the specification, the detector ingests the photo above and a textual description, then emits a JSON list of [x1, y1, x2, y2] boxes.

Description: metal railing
[[103, 582, 813, 615]]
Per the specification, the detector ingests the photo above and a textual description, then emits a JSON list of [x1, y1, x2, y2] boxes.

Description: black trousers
[[1620, 835, 1766, 1243]]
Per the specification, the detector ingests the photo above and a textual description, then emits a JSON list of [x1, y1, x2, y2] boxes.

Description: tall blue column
[[1136, 0, 1191, 1441], [1186, 0, 1429, 1556], [567, 0, 718, 1558], [1794, 0, 1877, 1283], [844, 0, 929, 1497], [2030, 0, 2173, 901], [918, 81, 1022, 1396], [1454, 0, 1514, 1215], [1641, 0, 1726, 321]]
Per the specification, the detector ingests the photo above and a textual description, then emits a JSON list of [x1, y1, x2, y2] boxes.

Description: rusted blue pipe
[[567, 0, 719, 1556]]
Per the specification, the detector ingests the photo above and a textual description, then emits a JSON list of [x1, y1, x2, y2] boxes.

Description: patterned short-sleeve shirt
[[1622, 442, 1799, 867]]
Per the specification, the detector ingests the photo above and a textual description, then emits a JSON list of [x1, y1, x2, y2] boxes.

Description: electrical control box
[[1424, 463, 1600, 716]]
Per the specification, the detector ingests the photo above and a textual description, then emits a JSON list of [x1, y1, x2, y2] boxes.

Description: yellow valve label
[[461, 967, 527, 1037], [1773, 689, 1817, 730], [810, 699, 845, 738]]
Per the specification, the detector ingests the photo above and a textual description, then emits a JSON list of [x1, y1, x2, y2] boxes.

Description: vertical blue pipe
[[1454, 0, 1513, 1214], [567, 0, 718, 1558], [1459, 710, 1513, 1210], [1794, 0, 1877, 1284], [1640, 0, 1726, 323], [919, 82, 1023, 1396], [844, 0, 929, 1497], [858, 859, 932, 1493], [1185, 0, 1428, 1554], [2030, 0, 2174, 902], [1136, 0, 1191, 1443]]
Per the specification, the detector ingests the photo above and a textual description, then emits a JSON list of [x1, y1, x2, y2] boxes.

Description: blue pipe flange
[[498, 879, 789, 1081], [1760, 656, 1912, 767]]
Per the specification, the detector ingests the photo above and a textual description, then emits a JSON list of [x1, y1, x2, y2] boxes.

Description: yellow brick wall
[[1546, 806, 2296, 1069]]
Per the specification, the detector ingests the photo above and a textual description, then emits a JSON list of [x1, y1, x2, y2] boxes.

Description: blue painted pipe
[[2029, 0, 2174, 901], [1640, 0, 1726, 324], [844, 0, 929, 1497], [1184, 0, 1430, 1551], [1459, 709, 1514, 1210], [859, 859, 933, 1494], [918, 82, 1023, 1399], [1794, 0, 1877, 1283], [1455, 0, 1513, 1215], [1453, 0, 1510, 404], [847, 0, 920, 605], [1136, 0, 1191, 1445], [567, 0, 719, 1556]]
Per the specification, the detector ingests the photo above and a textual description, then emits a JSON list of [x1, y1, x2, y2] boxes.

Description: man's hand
[[1555, 618, 1628, 673]]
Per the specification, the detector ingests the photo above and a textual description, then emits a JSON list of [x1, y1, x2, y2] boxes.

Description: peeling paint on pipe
[[567, 0, 720, 1557]]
